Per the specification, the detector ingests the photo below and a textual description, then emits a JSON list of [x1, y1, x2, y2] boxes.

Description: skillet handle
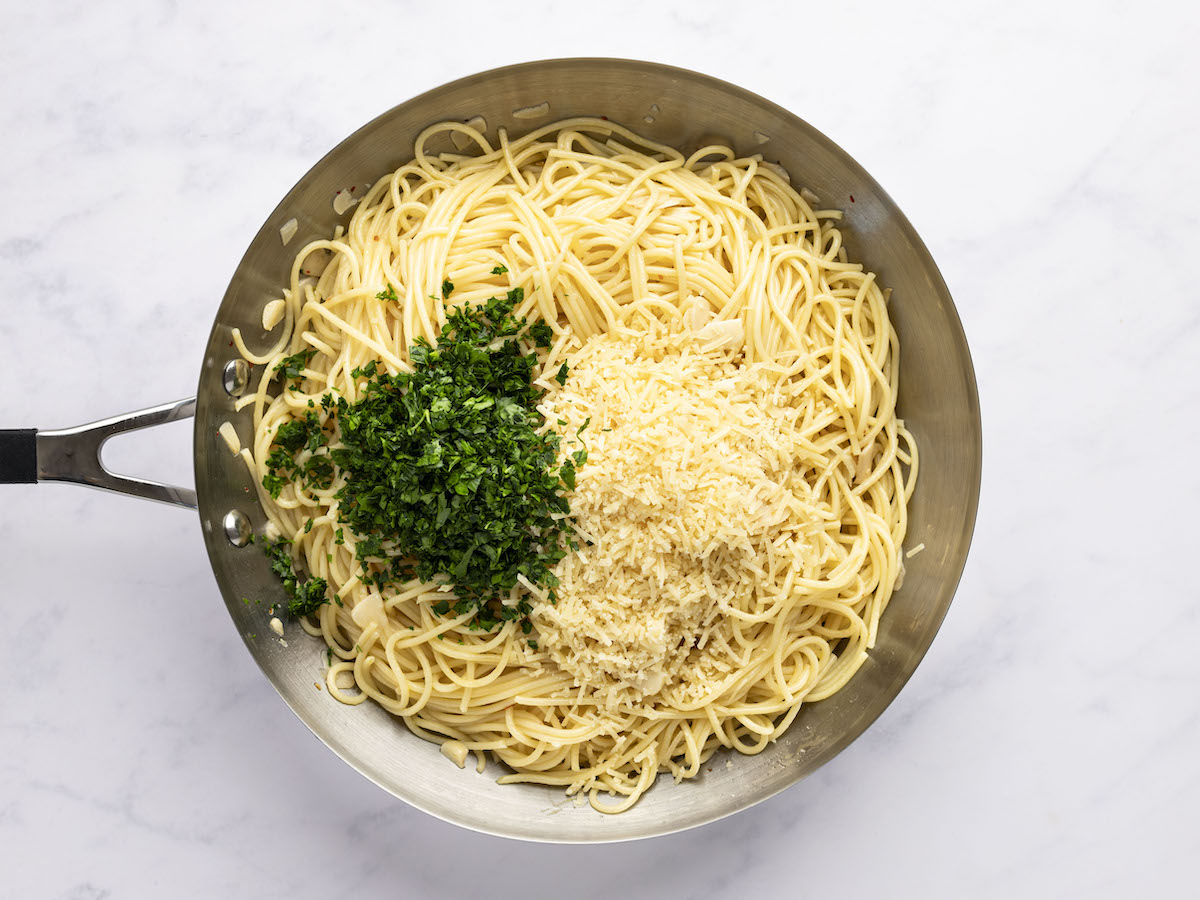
[[0, 398, 198, 510]]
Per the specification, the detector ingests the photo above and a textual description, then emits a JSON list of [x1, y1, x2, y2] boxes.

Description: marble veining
[[2, 1, 1198, 897]]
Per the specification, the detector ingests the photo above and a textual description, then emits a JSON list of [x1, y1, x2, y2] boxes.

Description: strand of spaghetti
[[303, 302, 408, 373]]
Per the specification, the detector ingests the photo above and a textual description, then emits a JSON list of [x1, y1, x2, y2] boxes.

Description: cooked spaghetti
[[232, 117, 917, 812]]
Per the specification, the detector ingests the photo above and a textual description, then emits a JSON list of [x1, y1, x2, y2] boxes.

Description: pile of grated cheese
[[534, 317, 827, 711]]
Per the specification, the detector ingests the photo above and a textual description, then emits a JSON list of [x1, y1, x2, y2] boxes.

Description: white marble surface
[[2, 0, 1198, 896]]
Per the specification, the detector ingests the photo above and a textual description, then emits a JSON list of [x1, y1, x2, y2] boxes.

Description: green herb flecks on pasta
[[260, 290, 573, 631]]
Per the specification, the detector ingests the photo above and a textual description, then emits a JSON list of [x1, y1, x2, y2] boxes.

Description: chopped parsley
[[262, 410, 333, 499], [570, 418, 590, 468], [528, 321, 553, 347], [258, 536, 329, 617], [376, 285, 398, 302], [442, 279, 454, 298], [328, 292, 569, 628], [274, 348, 316, 382], [258, 290, 569, 631], [559, 459, 576, 491], [491, 264, 508, 275]]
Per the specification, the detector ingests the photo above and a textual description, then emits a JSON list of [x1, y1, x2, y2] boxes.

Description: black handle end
[[0, 429, 38, 483]]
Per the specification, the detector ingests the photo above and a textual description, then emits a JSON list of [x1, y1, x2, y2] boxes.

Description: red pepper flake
[[849, 195, 855, 202], [349, 186, 356, 192]]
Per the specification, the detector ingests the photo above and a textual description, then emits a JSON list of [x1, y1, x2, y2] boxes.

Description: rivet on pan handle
[[0, 398, 198, 510]]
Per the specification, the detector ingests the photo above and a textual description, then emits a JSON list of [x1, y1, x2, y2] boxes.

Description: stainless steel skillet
[[0, 59, 982, 842]]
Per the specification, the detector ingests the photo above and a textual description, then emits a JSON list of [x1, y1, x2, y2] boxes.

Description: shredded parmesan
[[535, 325, 832, 710]]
